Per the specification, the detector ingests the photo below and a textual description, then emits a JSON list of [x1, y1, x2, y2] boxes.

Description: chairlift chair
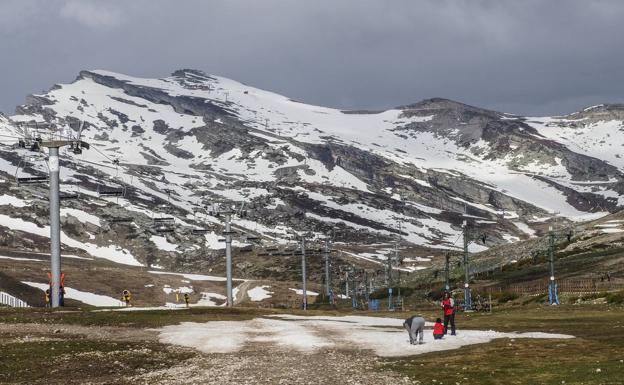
[[155, 226, 175, 234], [239, 245, 253, 253], [70, 141, 83, 155], [16, 176, 49, 186], [243, 234, 260, 243], [97, 184, 126, 198], [191, 228, 211, 235], [14, 155, 49, 186], [29, 137, 42, 152], [107, 217, 134, 224], [60, 181, 81, 200], [59, 191, 79, 200], [152, 212, 175, 233], [153, 217, 175, 225]]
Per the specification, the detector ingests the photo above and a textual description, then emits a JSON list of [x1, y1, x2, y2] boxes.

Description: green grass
[[0, 339, 194, 385], [0, 306, 278, 328], [384, 305, 624, 385], [2, 305, 624, 384]]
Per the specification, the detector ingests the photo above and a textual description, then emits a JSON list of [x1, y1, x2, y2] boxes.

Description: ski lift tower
[[548, 225, 560, 305], [386, 215, 405, 311], [38, 126, 89, 308], [288, 230, 316, 311], [208, 201, 257, 307], [444, 252, 451, 291], [318, 229, 335, 299], [462, 220, 472, 311], [323, 236, 332, 298]]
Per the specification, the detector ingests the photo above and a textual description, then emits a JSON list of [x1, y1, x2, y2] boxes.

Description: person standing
[[441, 292, 456, 335], [403, 315, 426, 345]]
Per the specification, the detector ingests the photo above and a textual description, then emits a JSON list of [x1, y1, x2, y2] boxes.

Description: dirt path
[[0, 320, 413, 385], [133, 316, 414, 384], [233, 280, 255, 305], [129, 349, 410, 385]]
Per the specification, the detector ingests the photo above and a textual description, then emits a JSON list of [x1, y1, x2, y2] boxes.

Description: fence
[[0, 291, 29, 308], [487, 278, 624, 296]]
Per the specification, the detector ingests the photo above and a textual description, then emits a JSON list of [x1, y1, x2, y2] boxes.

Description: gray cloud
[[1, 0, 623, 116]]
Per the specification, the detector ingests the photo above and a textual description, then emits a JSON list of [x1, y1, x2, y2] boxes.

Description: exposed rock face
[[0, 69, 623, 276]]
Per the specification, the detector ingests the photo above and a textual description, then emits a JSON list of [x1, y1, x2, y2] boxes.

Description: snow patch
[[22, 281, 124, 307], [247, 285, 273, 301], [289, 288, 319, 296], [157, 315, 574, 357]]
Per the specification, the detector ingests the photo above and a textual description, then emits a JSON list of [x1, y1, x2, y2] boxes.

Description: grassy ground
[[0, 306, 277, 328], [384, 305, 624, 385], [0, 306, 277, 384], [1, 304, 623, 384], [0, 339, 194, 385]]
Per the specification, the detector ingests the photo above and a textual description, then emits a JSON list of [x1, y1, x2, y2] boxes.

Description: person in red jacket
[[441, 291, 456, 335], [433, 318, 444, 339]]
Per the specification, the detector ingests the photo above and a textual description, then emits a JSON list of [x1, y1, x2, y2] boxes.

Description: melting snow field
[[157, 315, 573, 357], [22, 281, 124, 307], [247, 285, 273, 301]]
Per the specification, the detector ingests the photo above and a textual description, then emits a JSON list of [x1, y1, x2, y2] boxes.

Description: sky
[[1, 0, 623, 116]]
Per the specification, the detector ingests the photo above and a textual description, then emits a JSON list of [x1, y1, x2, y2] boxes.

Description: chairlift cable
[[90, 144, 116, 163], [0, 134, 24, 139], [66, 157, 118, 170]]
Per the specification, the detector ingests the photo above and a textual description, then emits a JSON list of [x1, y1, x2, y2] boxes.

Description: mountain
[[1, 69, 624, 305]]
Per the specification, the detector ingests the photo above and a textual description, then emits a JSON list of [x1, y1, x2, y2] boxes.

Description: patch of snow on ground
[[96, 306, 186, 312], [513, 221, 536, 237], [150, 235, 179, 252], [0, 214, 142, 266], [595, 223, 621, 228], [289, 288, 319, 296], [195, 292, 226, 307], [601, 228, 624, 234], [22, 281, 124, 307], [157, 315, 573, 357], [0, 255, 43, 262], [0, 194, 29, 207], [247, 285, 273, 301], [148, 270, 241, 282], [60, 208, 101, 227]]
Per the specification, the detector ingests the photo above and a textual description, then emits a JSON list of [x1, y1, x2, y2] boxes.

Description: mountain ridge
[[0, 68, 623, 278]]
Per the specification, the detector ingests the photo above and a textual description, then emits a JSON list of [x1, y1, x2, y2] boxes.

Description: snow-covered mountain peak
[[1, 69, 623, 272]]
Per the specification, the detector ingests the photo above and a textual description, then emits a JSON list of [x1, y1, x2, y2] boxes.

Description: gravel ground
[[130, 349, 412, 385], [1, 322, 415, 384], [0, 322, 157, 344]]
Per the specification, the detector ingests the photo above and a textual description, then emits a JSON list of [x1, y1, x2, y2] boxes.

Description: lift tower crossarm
[[41, 140, 90, 149]]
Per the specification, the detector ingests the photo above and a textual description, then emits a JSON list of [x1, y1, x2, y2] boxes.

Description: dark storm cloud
[[1, 0, 623, 116]]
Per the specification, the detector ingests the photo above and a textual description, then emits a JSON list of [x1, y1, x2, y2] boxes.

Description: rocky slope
[[1, 69, 624, 285]]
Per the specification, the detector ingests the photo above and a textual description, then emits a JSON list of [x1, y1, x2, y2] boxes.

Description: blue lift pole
[[548, 226, 560, 305]]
